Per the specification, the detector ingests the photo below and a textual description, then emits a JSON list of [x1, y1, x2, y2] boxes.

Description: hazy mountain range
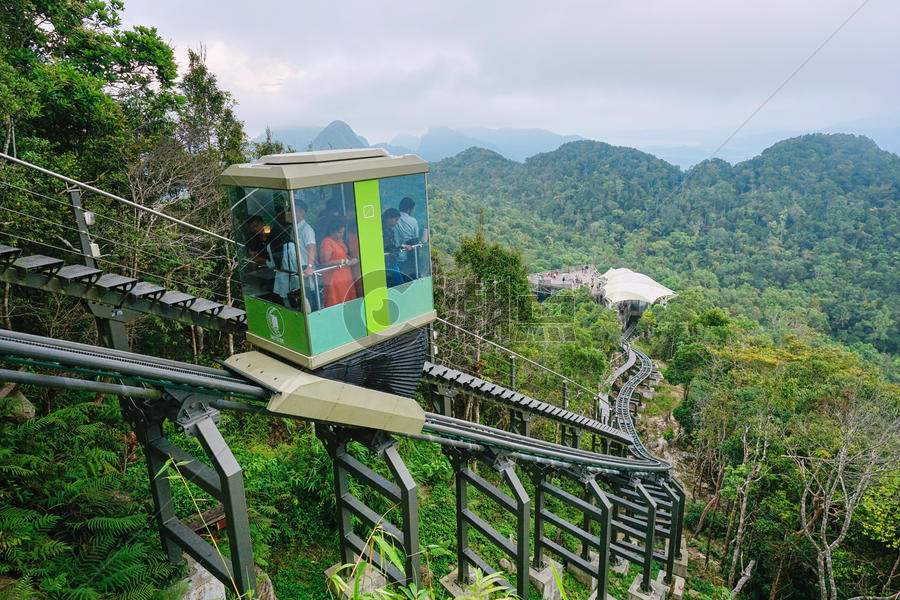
[[259, 117, 900, 168], [260, 121, 582, 163]]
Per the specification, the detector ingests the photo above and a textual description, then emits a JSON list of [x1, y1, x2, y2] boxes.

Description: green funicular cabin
[[220, 149, 434, 433]]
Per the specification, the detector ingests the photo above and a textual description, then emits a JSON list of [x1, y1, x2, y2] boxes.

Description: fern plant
[[0, 392, 179, 599]]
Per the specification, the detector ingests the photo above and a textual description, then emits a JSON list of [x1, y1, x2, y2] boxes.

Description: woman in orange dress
[[319, 217, 358, 307]]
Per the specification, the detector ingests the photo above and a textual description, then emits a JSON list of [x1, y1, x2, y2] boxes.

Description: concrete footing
[[586, 591, 618, 600], [440, 558, 563, 600], [566, 550, 598, 587], [612, 556, 630, 575], [565, 550, 619, 600], [438, 568, 470, 598], [673, 537, 689, 579], [325, 561, 387, 600], [529, 557, 563, 600], [656, 570, 685, 600], [167, 554, 225, 600], [627, 573, 667, 600]]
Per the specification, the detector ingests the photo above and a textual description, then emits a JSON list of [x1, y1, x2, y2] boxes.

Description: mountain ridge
[[427, 133, 900, 360]]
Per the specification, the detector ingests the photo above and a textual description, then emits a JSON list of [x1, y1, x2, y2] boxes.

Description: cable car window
[[228, 187, 294, 306], [292, 183, 360, 311], [378, 173, 430, 287]]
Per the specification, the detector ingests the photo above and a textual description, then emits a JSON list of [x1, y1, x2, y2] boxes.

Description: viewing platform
[[528, 265, 604, 300]]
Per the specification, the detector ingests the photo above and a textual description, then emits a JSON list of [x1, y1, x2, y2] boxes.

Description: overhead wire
[[0, 179, 238, 266], [434, 316, 597, 397], [0, 152, 235, 244], [0, 184, 241, 302]]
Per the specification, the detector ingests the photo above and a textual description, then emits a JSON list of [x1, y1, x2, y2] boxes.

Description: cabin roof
[[219, 148, 428, 190]]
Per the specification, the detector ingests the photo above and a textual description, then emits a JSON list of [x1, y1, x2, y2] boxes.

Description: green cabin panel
[[244, 296, 310, 355], [307, 297, 367, 354], [353, 180, 390, 333], [388, 277, 434, 325]]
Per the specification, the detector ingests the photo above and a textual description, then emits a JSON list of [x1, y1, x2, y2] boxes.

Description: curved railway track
[[0, 327, 668, 473]]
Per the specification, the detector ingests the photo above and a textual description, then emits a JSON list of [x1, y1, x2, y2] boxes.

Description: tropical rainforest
[[0, 2, 898, 600]]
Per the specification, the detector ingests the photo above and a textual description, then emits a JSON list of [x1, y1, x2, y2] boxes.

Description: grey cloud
[[121, 0, 899, 149]]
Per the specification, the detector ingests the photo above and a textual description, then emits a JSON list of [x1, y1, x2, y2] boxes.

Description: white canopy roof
[[598, 268, 676, 305]]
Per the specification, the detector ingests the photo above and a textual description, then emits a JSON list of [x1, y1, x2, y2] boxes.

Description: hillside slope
[[429, 134, 900, 359]]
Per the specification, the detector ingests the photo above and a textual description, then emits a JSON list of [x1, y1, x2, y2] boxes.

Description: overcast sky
[[121, 0, 898, 152]]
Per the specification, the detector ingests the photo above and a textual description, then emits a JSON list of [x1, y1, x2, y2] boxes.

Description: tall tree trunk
[[697, 469, 725, 532], [723, 498, 738, 567], [3, 116, 11, 155], [769, 560, 783, 600], [3, 282, 11, 329], [728, 486, 752, 587], [825, 547, 838, 600], [705, 493, 722, 565], [883, 552, 900, 596], [816, 553, 828, 600], [730, 559, 755, 598]]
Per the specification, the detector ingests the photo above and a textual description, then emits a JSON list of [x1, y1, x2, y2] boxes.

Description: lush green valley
[[1, 2, 899, 600], [429, 136, 900, 373]]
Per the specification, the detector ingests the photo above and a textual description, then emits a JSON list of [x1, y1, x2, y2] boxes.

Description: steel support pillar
[[432, 384, 456, 417], [446, 450, 530, 600], [669, 479, 686, 561], [67, 188, 132, 351], [319, 426, 421, 587], [123, 393, 257, 597], [636, 482, 657, 593], [509, 409, 533, 437], [193, 417, 256, 593], [585, 478, 613, 600], [383, 442, 422, 585]]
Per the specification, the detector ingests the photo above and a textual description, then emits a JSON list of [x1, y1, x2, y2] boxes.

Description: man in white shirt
[[270, 199, 318, 310]]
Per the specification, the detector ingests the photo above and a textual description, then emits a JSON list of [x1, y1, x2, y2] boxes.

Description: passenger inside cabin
[[315, 197, 343, 243], [395, 196, 423, 279], [244, 214, 275, 298], [319, 217, 358, 307], [267, 199, 318, 311], [245, 215, 270, 264], [382, 208, 412, 288]]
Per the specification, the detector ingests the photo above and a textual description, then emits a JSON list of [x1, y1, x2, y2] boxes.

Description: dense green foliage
[[0, 392, 178, 599], [2, 2, 898, 600], [429, 137, 900, 370], [641, 292, 900, 600]]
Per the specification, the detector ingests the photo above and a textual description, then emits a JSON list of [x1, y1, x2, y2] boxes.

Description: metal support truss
[[559, 424, 583, 449], [667, 478, 686, 561], [446, 449, 530, 600], [121, 391, 257, 597], [318, 426, 421, 587], [431, 383, 456, 416], [509, 409, 533, 437], [67, 188, 134, 351], [660, 480, 682, 583], [610, 475, 682, 582], [532, 468, 613, 600]]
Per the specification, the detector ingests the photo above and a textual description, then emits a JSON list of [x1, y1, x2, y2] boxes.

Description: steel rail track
[[613, 329, 663, 462], [0, 328, 670, 473]]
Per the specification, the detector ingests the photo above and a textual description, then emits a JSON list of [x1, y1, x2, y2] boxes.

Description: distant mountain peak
[[311, 120, 368, 151]]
